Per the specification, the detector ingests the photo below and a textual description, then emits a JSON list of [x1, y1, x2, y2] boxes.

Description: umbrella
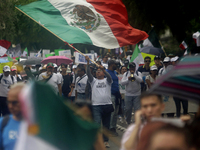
[[20, 57, 43, 65], [148, 55, 200, 102], [140, 46, 164, 55], [41, 56, 72, 66], [0, 58, 9, 63]]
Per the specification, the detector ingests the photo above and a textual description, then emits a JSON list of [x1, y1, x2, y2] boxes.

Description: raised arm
[[85, 56, 93, 83]]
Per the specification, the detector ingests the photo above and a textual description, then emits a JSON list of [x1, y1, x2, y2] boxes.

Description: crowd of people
[[0, 52, 199, 150]]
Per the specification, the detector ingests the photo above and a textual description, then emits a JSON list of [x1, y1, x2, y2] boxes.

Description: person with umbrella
[[38, 63, 62, 96]]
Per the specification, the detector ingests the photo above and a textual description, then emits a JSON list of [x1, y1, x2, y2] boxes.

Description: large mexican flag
[[15, 82, 99, 150], [16, 0, 148, 49]]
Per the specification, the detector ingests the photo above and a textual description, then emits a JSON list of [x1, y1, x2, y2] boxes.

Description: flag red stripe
[[86, 0, 148, 47], [0, 40, 11, 49], [179, 43, 186, 50]]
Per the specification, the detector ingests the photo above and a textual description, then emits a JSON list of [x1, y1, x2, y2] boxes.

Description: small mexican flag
[[141, 27, 161, 48], [130, 44, 144, 70], [16, 82, 99, 150], [0, 40, 11, 56], [179, 41, 188, 50], [22, 47, 28, 56], [193, 31, 200, 47]]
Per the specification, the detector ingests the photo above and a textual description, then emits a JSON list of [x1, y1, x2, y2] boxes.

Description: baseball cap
[[124, 59, 129, 64], [163, 57, 170, 63], [129, 62, 136, 67], [154, 56, 160, 60], [72, 65, 77, 69], [11, 66, 17, 71], [171, 56, 179, 62], [150, 65, 158, 71], [3, 66, 11, 72], [47, 63, 54, 68]]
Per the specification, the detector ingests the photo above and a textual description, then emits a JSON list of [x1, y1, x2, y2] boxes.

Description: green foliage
[[1, 0, 200, 54]]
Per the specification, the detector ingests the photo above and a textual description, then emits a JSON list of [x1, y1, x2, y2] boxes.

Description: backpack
[[0, 74, 14, 84]]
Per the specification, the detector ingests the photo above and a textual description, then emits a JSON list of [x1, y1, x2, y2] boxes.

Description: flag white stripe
[[0, 45, 7, 56], [48, 0, 119, 48], [15, 121, 59, 150]]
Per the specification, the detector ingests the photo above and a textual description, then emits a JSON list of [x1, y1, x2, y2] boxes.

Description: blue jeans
[[92, 105, 113, 142], [125, 96, 140, 124], [110, 95, 119, 129]]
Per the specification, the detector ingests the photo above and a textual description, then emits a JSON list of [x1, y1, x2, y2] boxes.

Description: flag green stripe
[[33, 82, 99, 150], [17, 0, 92, 45], [130, 44, 140, 62]]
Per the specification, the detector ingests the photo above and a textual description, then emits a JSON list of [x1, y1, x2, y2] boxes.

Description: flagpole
[[15, 7, 98, 66], [159, 40, 167, 57]]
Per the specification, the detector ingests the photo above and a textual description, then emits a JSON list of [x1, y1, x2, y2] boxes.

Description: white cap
[[150, 65, 158, 71], [171, 56, 179, 62], [72, 65, 77, 69], [163, 57, 170, 62], [53, 63, 58, 68], [3, 65, 10, 72]]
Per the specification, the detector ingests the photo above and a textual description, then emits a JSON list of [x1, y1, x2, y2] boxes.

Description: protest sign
[[0, 62, 13, 73], [75, 52, 94, 64], [42, 49, 50, 59], [59, 50, 71, 59], [118, 74, 125, 94], [29, 52, 37, 57]]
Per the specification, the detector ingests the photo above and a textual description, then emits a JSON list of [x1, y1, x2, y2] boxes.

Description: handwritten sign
[[75, 52, 94, 64], [59, 50, 71, 59]]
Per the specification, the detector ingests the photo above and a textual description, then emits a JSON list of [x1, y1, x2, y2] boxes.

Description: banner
[[0, 62, 13, 73], [42, 49, 50, 59], [59, 50, 71, 59], [54, 49, 64, 56], [29, 52, 37, 57], [45, 53, 54, 58], [118, 74, 125, 94], [141, 52, 156, 66], [75, 52, 94, 64]]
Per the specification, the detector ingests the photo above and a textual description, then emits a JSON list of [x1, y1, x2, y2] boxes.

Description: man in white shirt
[[158, 57, 171, 76], [121, 62, 143, 124], [38, 63, 62, 96], [120, 93, 165, 150], [85, 56, 113, 148], [75, 64, 88, 101], [0, 66, 17, 116]]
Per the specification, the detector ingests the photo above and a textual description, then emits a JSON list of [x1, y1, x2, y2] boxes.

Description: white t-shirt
[[90, 78, 112, 105], [120, 123, 145, 150], [75, 74, 88, 93], [56, 72, 63, 85], [38, 72, 61, 94], [145, 75, 157, 90], [0, 74, 17, 97]]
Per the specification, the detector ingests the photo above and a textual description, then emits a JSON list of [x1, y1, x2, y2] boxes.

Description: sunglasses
[[145, 60, 151, 62]]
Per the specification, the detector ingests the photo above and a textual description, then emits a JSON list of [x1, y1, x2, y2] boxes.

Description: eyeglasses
[[7, 100, 19, 105]]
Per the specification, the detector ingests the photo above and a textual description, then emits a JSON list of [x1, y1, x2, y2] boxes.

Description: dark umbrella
[[148, 55, 200, 102], [140, 46, 164, 55], [20, 57, 43, 65]]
